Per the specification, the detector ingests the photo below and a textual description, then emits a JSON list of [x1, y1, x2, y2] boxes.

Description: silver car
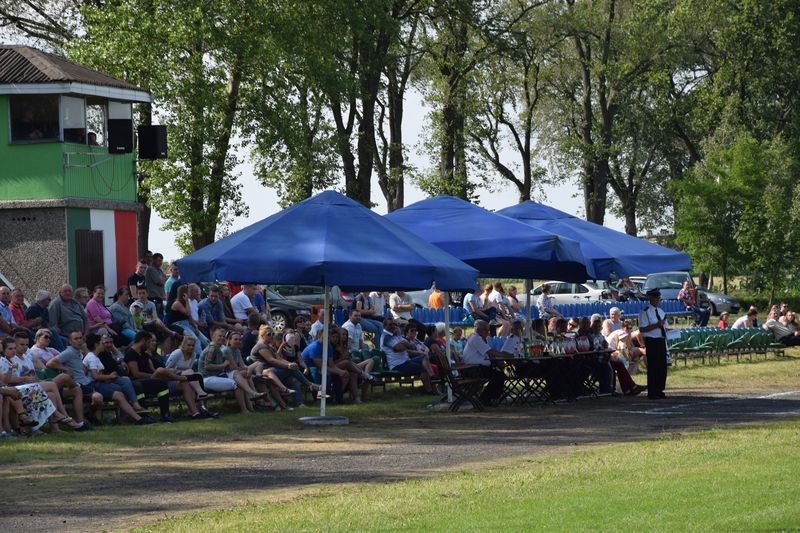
[[698, 290, 741, 316]]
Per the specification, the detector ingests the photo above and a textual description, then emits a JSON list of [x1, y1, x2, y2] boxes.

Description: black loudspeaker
[[137, 125, 168, 159], [108, 119, 133, 154]]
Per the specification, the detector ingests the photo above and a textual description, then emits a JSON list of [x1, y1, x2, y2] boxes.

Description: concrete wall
[[0, 206, 68, 298]]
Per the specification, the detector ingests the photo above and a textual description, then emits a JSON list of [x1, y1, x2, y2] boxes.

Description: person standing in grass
[[638, 289, 668, 400]]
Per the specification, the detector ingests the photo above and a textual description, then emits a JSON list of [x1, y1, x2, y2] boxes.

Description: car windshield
[[587, 281, 604, 290], [265, 288, 285, 300], [645, 273, 687, 290]]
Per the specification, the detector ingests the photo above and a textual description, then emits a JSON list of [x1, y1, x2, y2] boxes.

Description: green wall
[[66, 207, 91, 287], [0, 95, 137, 202]]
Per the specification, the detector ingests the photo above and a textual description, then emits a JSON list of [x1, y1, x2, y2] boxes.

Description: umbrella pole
[[444, 291, 453, 403], [320, 285, 330, 417], [524, 279, 532, 341]]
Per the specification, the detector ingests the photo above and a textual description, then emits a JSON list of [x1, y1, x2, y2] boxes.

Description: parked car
[[255, 288, 313, 333], [199, 283, 312, 333], [530, 281, 613, 305], [629, 276, 646, 290], [268, 285, 353, 309], [698, 289, 741, 316], [642, 271, 710, 308]]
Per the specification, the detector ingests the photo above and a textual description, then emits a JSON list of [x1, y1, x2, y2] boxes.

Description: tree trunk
[[191, 59, 242, 250], [331, 97, 358, 195], [386, 78, 405, 211], [623, 200, 637, 236]]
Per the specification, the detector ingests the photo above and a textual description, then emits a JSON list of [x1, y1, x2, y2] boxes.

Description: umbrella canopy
[[385, 196, 589, 281], [176, 190, 478, 291], [497, 201, 692, 279]]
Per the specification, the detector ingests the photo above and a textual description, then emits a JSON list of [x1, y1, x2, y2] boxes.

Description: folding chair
[[434, 351, 488, 412]]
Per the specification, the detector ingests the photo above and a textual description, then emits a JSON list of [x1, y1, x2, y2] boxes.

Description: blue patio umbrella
[[497, 201, 692, 280], [176, 190, 478, 291], [384, 195, 589, 281], [176, 190, 479, 417]]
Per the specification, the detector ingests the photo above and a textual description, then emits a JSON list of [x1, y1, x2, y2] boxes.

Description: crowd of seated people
[[1, 245, 681, 438]]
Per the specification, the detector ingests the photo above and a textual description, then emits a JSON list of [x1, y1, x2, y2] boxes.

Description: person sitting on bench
[[763, 307, 800, 346], [380, 317, 436, 394]]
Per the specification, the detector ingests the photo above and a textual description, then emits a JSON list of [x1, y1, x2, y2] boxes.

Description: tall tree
[[375, 4, 424, 212], [544, 0, 680, 225], [416, 0, 536, 200], [468, 0, 550, 202], [265, 1, 407, 208], [240, 57, 339, 208], [74, 0, 261, 252]]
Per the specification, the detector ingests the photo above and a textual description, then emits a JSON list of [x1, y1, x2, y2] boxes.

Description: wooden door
[[75, 229, 104, 289]]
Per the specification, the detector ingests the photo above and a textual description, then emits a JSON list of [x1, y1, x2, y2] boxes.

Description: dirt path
[[3, 385, 800, 532]]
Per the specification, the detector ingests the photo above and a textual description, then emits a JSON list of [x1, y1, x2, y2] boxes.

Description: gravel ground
[[3, 386, 800, 532]]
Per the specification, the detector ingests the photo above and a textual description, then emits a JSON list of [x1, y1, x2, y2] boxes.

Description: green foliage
[[736, 136, 800, 301], [71, 0, 258, 253], [674, 131, 800, 296]]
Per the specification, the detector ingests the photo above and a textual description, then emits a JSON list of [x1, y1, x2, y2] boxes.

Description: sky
[[149, 87, 627, 261]]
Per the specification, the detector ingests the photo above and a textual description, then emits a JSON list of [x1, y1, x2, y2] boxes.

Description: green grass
[[138, 420, 800, 532], [667, 351, 800, 390], [2, 354, 798, 466], [0, 389, 433, 465]]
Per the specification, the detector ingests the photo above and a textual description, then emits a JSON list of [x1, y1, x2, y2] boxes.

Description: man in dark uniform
[[638, 288, 668, 399]]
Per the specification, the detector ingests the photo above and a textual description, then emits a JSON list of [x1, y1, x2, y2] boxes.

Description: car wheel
[[709, 303, 718, 316], [271, 311, 288, 333]]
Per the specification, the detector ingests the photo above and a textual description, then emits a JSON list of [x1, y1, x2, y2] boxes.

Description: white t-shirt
[[488, 290, 507, 308], [230, 291, 253, 320], [389, 293, 412, 320], [381, 332, 410, 369], [30, 345, 59, 366], [0, 356, 23, 378], [369, 292, 387, 315], [462, 333, 491, 366], [188, 299, 200, 321], [604, 318, 622, 335], [165, 349, 194, 372], [731, 315, 751, 329], [19, 352, 36, 374], [501, 334, 521, 356], [342, 320, 363, 352], [82, 352, 105, 372], [309, 320, 324, 340]]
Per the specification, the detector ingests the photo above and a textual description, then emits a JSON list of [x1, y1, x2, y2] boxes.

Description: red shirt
[[718, 319, 729, 329], [9, 302, 27, 325]]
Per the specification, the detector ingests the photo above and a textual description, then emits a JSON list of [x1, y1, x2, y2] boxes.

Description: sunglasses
[[40, 334, 51, 339]]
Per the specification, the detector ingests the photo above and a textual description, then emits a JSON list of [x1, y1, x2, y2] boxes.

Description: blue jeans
[[120, 328, 136, 343], [688, 306, 710, 327], [172, 320, 209, 356], [91, 376, 137, 404], [309, 366, 344, 404], [360, 318, 383, 336], [271, 367, 313, 405], [393, 355, 426, 376]]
